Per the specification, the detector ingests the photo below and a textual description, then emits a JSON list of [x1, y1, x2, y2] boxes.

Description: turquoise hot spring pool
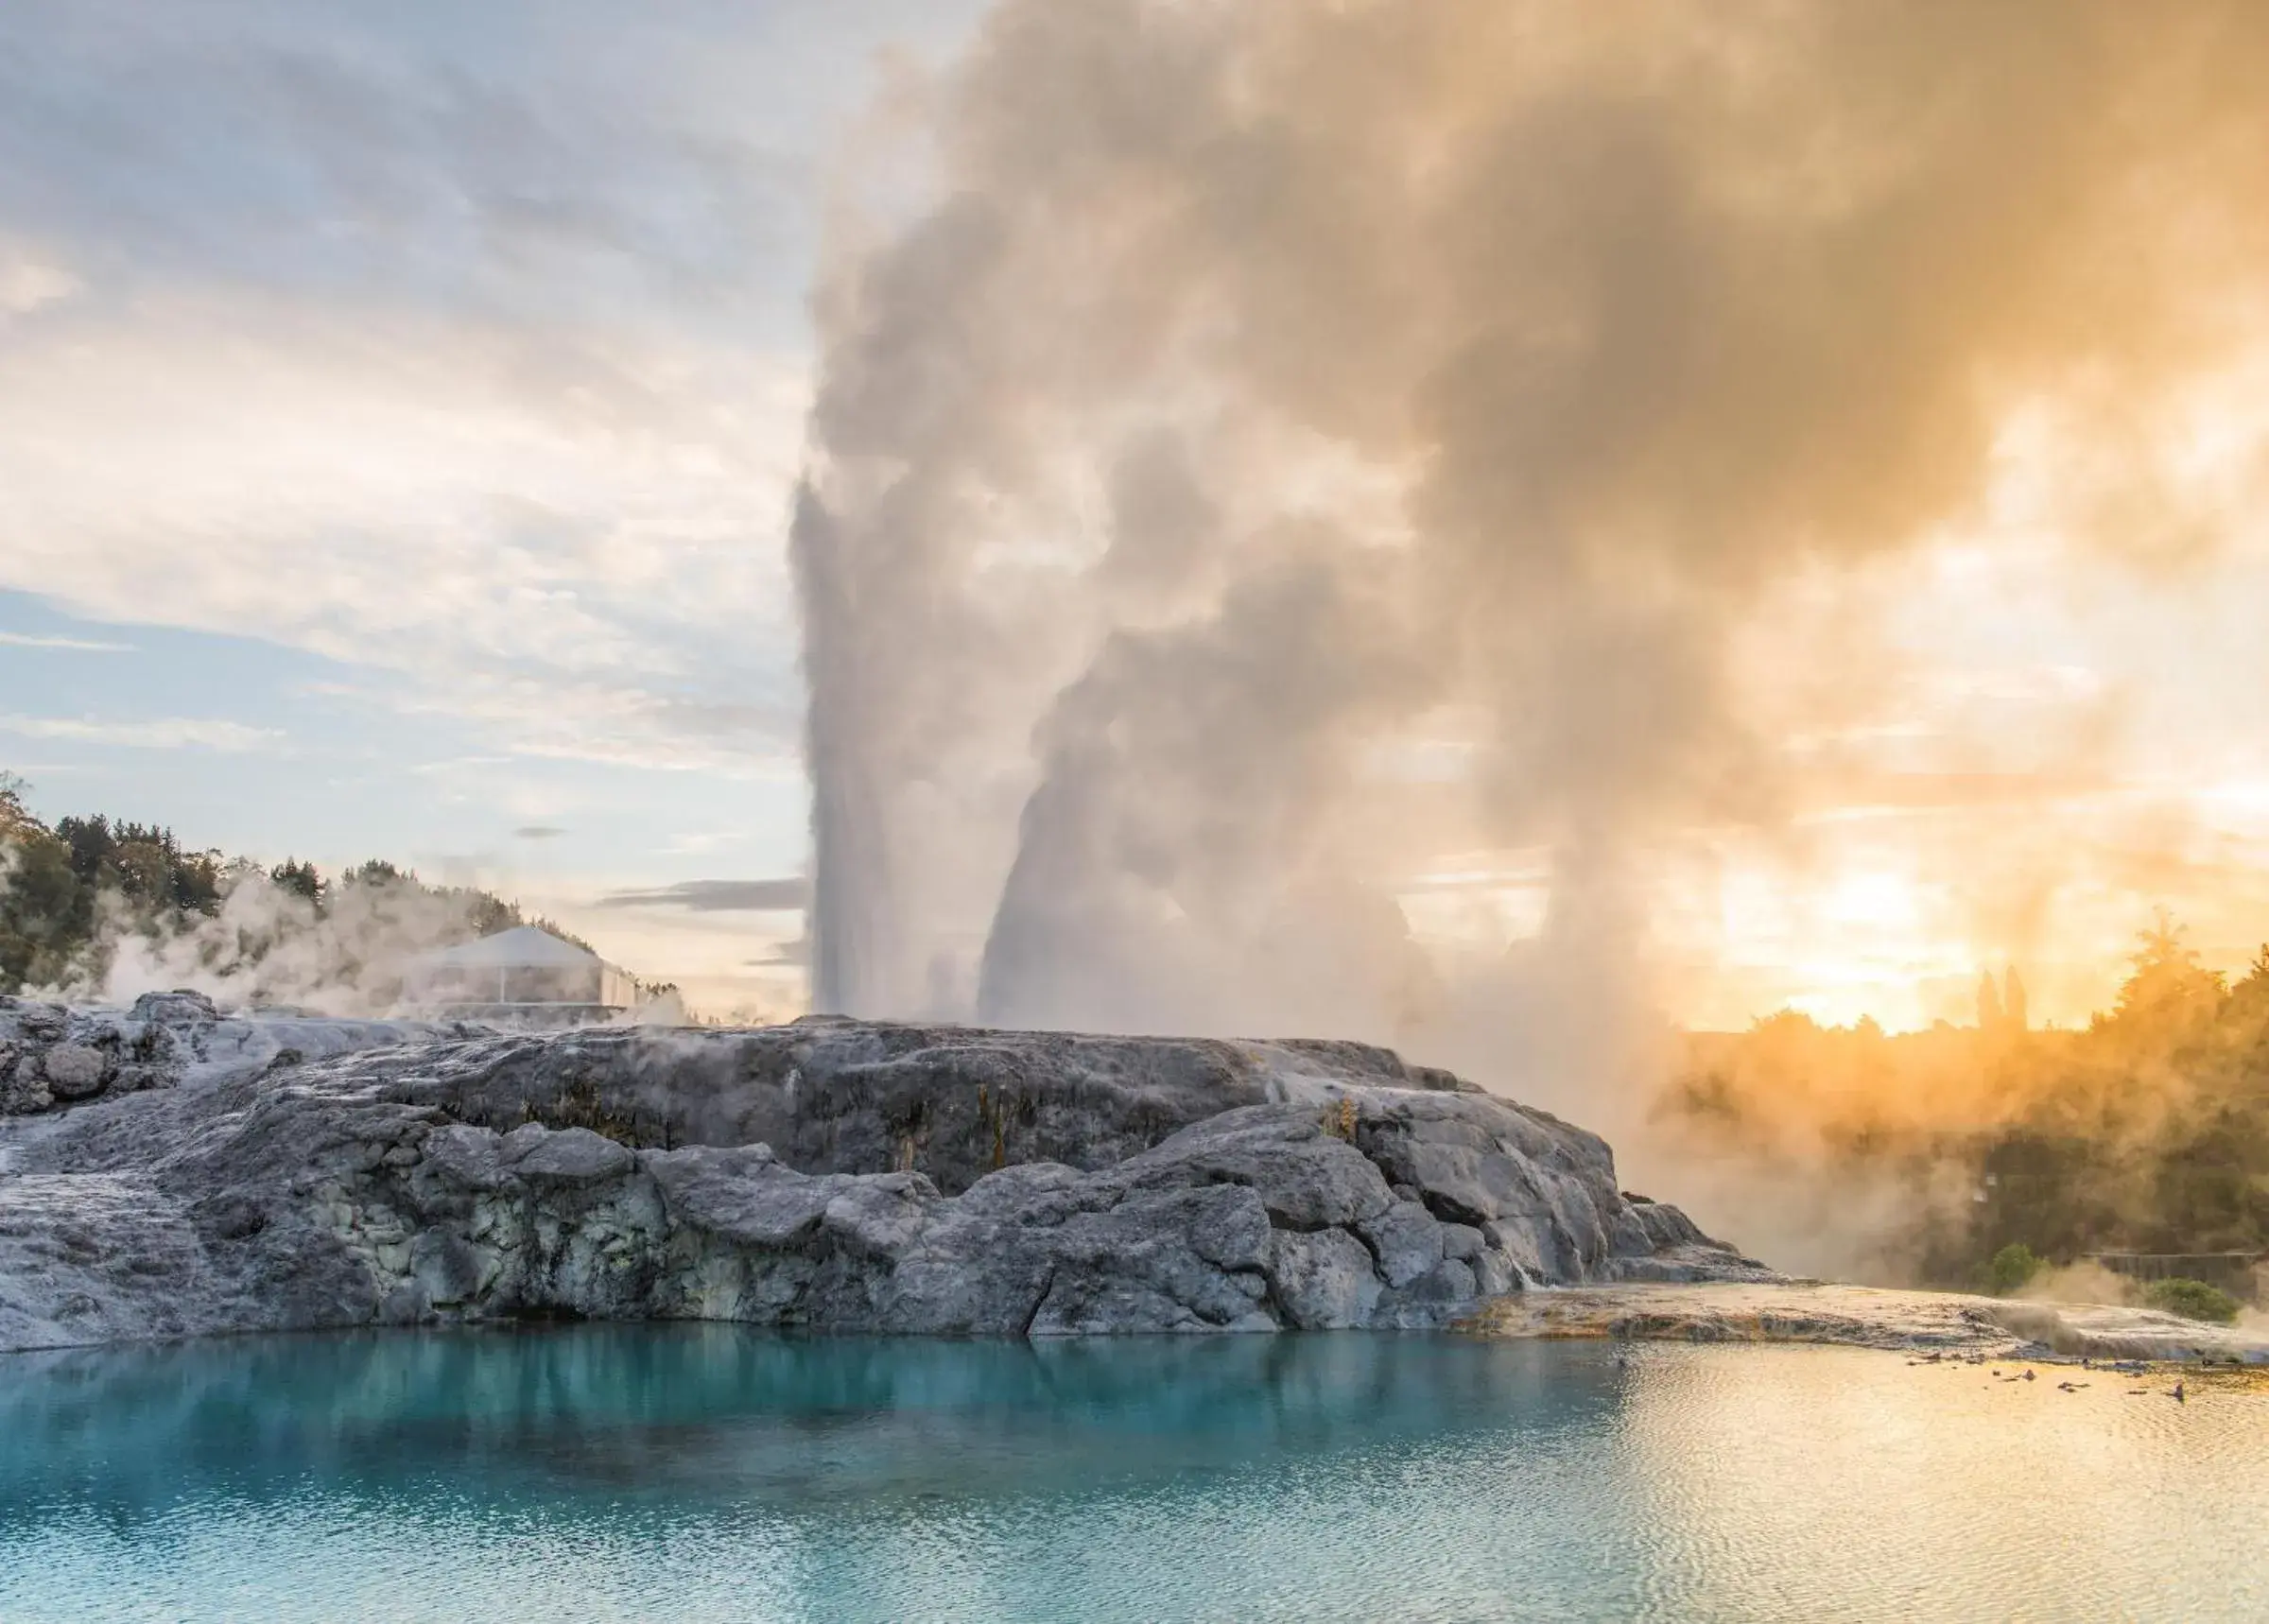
[[1, 1326, 2262, 1621]]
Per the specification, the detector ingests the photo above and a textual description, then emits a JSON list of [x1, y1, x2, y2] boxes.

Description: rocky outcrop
[[0, 1014, 1771, 1351], [0, 993, 199, 1114], [1, 992, 482, 1117]]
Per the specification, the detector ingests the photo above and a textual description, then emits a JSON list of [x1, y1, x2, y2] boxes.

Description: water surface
[[2, 1327, 2262, 1621]]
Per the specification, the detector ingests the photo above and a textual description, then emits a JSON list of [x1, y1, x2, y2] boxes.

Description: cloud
[[597, 877, 808, 912], [0, 715, 280, 752], [0, 631, 134, 652], [0, 0, 919, 785], [0, 302, 811, 765], [0, 253, 78, 320], [512, 824, 568, 839]]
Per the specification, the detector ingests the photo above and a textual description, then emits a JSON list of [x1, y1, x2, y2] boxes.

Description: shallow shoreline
[[1461, 1280, 2269, 1366]]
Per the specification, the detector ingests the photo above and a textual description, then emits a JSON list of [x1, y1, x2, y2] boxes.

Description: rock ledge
[[0, 1012, 1770, 1351]]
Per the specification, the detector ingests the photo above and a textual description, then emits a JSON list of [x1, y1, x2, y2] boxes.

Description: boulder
[[1, 999, 165, 1114], [40, 1044, 113, 1100], [129, 990, 221, 1025]]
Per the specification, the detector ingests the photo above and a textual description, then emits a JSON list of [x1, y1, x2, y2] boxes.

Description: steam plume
[[794, 0, 2269, 1097]]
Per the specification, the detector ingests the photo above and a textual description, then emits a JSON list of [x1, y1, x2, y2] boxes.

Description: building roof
[[412, 924, 606, 971]]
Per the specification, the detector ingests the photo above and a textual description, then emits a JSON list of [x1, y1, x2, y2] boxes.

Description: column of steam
[[791, 482, 879, 1017]]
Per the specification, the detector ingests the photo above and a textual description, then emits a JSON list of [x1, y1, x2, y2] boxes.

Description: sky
[[6, 1, 2269, 1033], [0, 0, 983, 1017]]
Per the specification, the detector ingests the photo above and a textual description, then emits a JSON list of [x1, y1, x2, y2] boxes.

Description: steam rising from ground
[[795, 0, 2269, 1167], [42, 869, 501, 1018]]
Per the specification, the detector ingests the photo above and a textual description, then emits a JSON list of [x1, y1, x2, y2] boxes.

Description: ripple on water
[[0, 1327, 2263, 1622]]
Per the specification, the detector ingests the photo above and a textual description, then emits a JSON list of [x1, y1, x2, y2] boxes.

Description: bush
[[2139, 1277, 2241, 1324], [1984, 1242, 2044, 1296]]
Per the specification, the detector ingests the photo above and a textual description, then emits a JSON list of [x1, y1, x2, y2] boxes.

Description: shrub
[[1985, 1242, 2044, 1295], [2139, 1277, 2241, 1324]]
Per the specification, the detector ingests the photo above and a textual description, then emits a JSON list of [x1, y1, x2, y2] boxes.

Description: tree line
[[1661, 915, 2269, 1287]]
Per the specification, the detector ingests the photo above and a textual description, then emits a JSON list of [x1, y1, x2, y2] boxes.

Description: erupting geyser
[[791, 0, 2269, 1085]]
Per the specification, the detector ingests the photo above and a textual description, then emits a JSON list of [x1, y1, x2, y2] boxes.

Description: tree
[[2141, 1278, 2240, 1324], [268, 857, 324, 905], [171, 848, 223, 914], [0, 805, 82, 990], [1985, 1242, 2042, 1296], [111, 838, 174, 905], [2109, 910, 2225, 1033], [54, 814, 116, 883], [2224, 945, 2269, 1029], [0, 770, 33, 835]]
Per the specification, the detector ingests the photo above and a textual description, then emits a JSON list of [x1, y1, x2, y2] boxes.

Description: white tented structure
[[400, 925, 637, 1022]]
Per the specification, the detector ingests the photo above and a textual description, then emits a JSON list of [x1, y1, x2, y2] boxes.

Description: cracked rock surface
[[0, 1012, 1772, 1351]]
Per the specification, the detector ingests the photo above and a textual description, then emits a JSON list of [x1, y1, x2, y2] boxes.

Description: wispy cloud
[[0, 715, 280, 752], [0, 631, 134, 653], [512, 824, 569, 839], [0, 2, 840, 786], [0, 253, 79, 319], [597, 877, 806, 912], [662, 829, 753, 856]]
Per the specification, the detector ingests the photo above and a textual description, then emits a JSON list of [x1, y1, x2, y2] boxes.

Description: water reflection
[[1, 1328, 2263, 1622], [1, 1328, 1615, 1516]]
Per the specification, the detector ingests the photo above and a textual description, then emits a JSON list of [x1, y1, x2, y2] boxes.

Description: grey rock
[[1626, 1195, 1710, 1252], [1271, 1228, 1383, 1329], [1414, 1257, 1479, 1302], [4, 1057, 52, 1115], [1374, 1257, 1485, 1329], [1030, 1184, 1281, 1335], [1610, 1241, 1777, 1283], [1471, 1249, 1525, 1297], [648, 1148, 832, 1248], [948, 1160, 1091, 1220], [1360, 1200, 1446, 1288], [410, 1231, 496, 1305], [0, 1012, 1771, 1352], [377, 1283, 430, 1325], [42, 1044, 113, 1100], [1439, 1222, 1485, 1261], [12, 1003, 66, 1042], [513, 1127, 635, 1183], [1, 1002, 153, 1114], [129, 990, 220, 1025], [415, 1125, 514, 1194], [1111, 1106, 1395, 1231], [263, 1019, 1467, 1193], [1, 995, 483, 1119]]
